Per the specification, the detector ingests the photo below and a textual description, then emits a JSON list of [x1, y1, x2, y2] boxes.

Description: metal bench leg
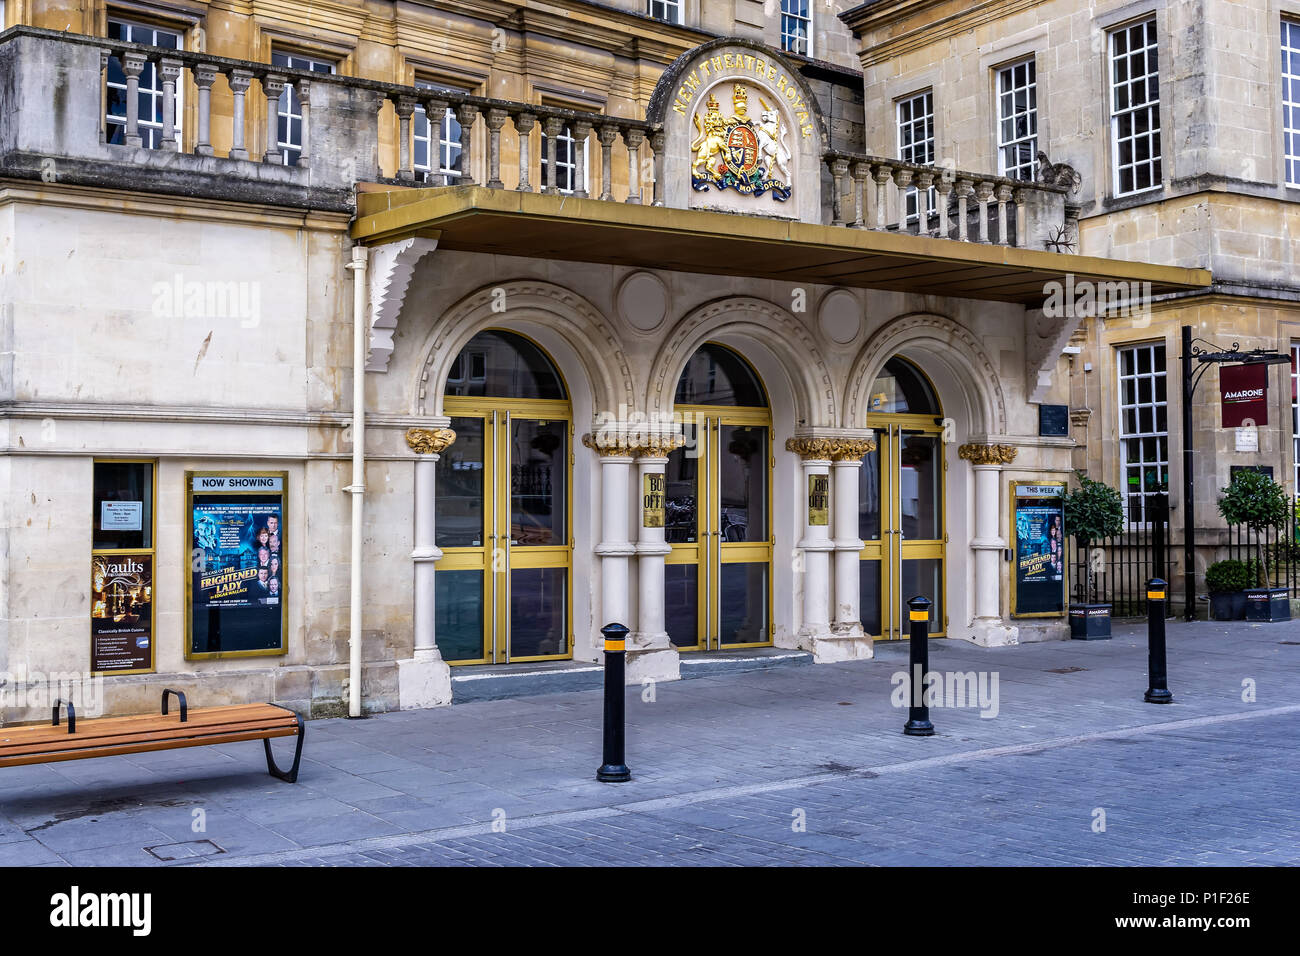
[[263, 714, 305, 783]]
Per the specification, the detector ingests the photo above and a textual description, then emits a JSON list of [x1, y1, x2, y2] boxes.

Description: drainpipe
[[345, 245, 368, 717]]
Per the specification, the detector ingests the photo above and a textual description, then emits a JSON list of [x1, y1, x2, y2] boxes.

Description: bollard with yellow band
[[1144, 577, 1173, 704], [597, 622, 632, 782], [903, 594, 935, 736]]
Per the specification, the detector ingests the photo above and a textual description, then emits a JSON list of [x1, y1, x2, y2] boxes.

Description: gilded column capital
[[958, 443, 1018, 466], [582, 432, 637, 457], [583, 431, 687, 458], [405, 427, 457, 455], [785, 436, 877, 461]]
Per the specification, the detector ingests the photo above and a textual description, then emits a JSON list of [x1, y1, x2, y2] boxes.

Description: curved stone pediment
[[647, 39, 827, 225]]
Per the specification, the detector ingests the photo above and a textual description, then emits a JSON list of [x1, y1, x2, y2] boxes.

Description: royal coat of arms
[[690, 85, 792, 202]]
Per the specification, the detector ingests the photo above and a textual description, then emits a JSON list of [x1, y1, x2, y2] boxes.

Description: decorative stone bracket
[[957, 443, 1018, 466], [1024, 306, 1086, 405], [368, 237, 439, 372], [406, 427, 457, 455]]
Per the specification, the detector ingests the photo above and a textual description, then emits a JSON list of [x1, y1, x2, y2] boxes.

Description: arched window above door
[[444, 329, 567, 400], [674, 343, 768, 407], [868, 357, 940, 416]]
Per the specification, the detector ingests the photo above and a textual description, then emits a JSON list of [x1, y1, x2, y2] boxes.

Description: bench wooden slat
[[0, 714, 298, 760], [0, 726, 300, 768], [0, 704, 290, 747]]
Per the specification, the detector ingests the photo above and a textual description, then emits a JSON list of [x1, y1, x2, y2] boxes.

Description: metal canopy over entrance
[[353, 186, 1212, 306]]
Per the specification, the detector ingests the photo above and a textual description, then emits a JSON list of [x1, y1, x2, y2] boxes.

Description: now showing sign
[[1220, 363, 1268, 428]]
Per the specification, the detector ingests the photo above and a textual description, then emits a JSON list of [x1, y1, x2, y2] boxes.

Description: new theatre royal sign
[[649, 41, 826, 224]]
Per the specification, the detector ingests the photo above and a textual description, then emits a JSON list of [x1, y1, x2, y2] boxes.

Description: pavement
[[2, 618, 1298, 867]]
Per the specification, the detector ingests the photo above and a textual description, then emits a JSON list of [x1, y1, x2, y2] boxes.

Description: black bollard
[[903, 595, 935, 736], [1144, 578, 1173, 704], [596, 622, 632, 782]]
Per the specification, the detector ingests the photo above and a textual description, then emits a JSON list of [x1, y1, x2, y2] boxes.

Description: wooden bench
[[0, 690, 305, 782]]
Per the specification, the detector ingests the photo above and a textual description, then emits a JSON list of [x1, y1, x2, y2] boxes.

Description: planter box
[[1069, 604, 1112, 640], [1209, 591, 1247, 621], [1245, 588, 1291, 622]]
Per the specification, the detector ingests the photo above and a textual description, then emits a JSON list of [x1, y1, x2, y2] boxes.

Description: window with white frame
[[1291, 344, 1300, 496], [106, 19, 183, 149], [271, 51, 336, 166], [413, 81, 463, 184], [1118, 343, 1169, 522], [781, 0, 812, 57], [997, 59, 1038, 181], [897, 90, 935, 223], [541, 124, 588, 194], [1284, 19, 1300, 187], [647, 1, 682, 24], [1109, 17, 1162, 196]]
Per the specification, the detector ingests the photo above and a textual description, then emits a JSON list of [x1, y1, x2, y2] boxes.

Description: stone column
[[399, 425, 457, 709], [629, 433, 684, 684], [582, 432, 636, 635], [959, 443, 1020, 647], [787, 436, 875, 662]]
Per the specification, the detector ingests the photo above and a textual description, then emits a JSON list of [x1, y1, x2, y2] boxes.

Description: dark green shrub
[[1205, 559, 1252, 594]]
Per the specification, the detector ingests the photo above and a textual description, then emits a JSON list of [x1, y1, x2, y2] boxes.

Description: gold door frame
[[440, 396, 574, 665], [668, 405, 774, 651], [863, 414, 948, 640]]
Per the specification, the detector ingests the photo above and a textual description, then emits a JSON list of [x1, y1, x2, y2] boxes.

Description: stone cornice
[[958, 442, 1018, 466], [406, 426, 457, 455], [785, 436, 877, 461]]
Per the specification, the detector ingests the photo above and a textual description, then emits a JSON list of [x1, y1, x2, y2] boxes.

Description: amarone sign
[[1220, 362, 1268, 427]]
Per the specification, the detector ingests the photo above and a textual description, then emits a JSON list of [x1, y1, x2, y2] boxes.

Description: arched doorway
[[860, 357, 947, 639], [435, 330, 572, 664], [665, 343, 773, 650]]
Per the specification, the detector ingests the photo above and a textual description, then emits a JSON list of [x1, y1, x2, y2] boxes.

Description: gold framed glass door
[[665, 410, 773, 650], [860, 358, 946, 640], [433, 329, 572, 665]]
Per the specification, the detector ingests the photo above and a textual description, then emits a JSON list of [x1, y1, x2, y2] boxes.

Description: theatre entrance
[[859, 357, 947, 640], [664, 344, 773, 651], [435, 330, 573, 664]]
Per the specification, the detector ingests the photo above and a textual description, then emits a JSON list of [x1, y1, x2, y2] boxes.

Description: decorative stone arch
[[843, 313, 1008, 438], [645, 296, 837, 428], [413, 280, 635, 418]]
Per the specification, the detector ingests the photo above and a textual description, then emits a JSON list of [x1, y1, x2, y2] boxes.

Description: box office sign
[[643, 473, 665, 528], [91, 553, 154, 673], [807, 474, 829, 526], [186, 471, 288, 660], [1010, 482, 1067, 618], [1220, 363, 1268, 428]]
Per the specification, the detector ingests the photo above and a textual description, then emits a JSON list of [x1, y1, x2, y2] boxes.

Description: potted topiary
[[1217, 470, 1292, 622], [1064, 472, 1125, 639], [1204, 558, 1252, 620]]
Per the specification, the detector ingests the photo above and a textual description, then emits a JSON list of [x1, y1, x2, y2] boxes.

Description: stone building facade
[[0, 0, 1210, 719]]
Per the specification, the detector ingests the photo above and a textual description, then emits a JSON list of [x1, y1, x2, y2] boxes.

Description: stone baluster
[[422, 97, 448, 184], [515, 111, 536, 192], [122, 51, 148, 147], [829, 157, 849, 226], [598, 124, 618, 201], [1013, 188, 1027, 248], [485, 108, 508, 188], [872, 164, 893, 230], [651, 130, 666, 206], [297, 79, 312, 165], [572, 120, 592, 198], [892, 167, 914, 232], [974, 181, 994, 243], [935, 175, 953, 239], [158, 58, 182, 151], [455, 104, 479, 185], [397, 96, 418, 181], [624, 127, 644, 204], [542, 116, 563, 194], [954, 179, 974, 241], [194, 63, 218, 156], [851, 161, 870, 228], [228, 69, 253, 160], [262, 74, 286, 164], [995, 183, 1014, 245], [915, 171, 934, 236]]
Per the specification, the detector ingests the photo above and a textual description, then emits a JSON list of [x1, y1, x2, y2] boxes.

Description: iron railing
[[1069, 495, 1171, 618]]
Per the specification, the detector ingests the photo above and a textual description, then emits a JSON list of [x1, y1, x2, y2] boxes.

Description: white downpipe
[[346, 245, 368, 717]]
